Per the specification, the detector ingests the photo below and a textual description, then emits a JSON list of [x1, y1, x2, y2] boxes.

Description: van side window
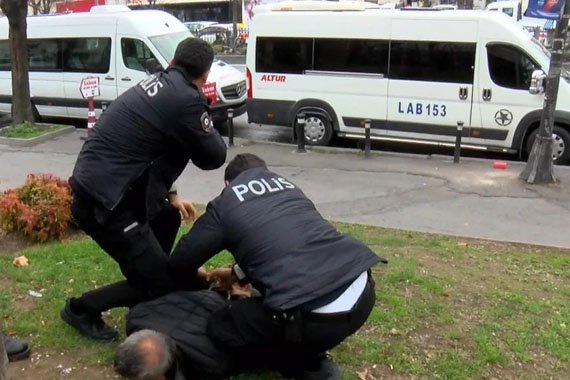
[[122, 38, 157, 72], [389, 41, 475, 84], [63, 38, 111, 73], [256, 37, 312, 74], [487, 44, 538, 90], [313, 39, 388, 75], [0, 39, 62, 72], [28, 40, 62, 71]]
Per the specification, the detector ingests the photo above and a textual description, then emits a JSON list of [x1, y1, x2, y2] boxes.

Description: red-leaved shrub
[[0, 174, 72, 242]]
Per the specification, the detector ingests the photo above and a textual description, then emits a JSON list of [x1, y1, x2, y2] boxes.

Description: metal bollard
[[454, 121, 464, 164], [101, 102, 108, 112], [227, 108, 234, 147], [296, 112, 306, 153], [364, 119, 371, 159]]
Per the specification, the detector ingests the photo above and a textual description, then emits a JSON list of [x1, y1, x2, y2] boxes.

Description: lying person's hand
[[207, 266, 234, 290], [230, 283, 252, 298], [168, 194, 197, 222]]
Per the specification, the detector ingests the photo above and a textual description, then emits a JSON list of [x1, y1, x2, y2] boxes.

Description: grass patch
[[0, 122, 64, 138], [0, 219, 569, 380]]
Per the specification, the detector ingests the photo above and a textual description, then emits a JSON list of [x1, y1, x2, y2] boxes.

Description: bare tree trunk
[[232, 0, 238, 52], [0, 330, 8, 380], [520, 2, 570, 184], [0, 0, 34, 125], [40, 0, 53, 14]]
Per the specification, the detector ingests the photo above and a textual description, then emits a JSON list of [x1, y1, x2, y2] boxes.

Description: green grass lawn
[[0, 122, 64, 139], [0, 218, 568, 380]]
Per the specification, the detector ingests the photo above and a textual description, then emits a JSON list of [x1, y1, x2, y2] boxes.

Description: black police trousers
[[207, 274, 376, 377], [70, 193, 181, 315]]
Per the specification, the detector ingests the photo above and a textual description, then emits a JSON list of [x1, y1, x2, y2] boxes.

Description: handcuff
[[232, 263, 249, 286]]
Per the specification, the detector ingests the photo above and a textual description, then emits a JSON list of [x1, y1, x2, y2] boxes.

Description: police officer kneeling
[[169, 154, 387, 380], [61, 38, 227, 341]]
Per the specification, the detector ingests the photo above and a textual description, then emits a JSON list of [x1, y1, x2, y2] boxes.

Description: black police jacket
[[170, 167, 383, 311], [126, 290, 237, 379], [69, 66, 227, 211]]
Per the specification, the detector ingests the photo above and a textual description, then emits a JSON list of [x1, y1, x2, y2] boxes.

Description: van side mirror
[[145, 58, 163, 75], [529, 70, 546, 94]]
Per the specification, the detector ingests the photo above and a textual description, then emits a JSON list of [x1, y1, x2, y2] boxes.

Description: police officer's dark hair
[[224, 154, 267, 182], [114, 329, 176, 380], [172, 38, 214, 79]]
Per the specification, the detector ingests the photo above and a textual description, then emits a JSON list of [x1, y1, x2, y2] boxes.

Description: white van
[[0, 5, 247, 123], [246, 3, 570, 164], [486, 1, 521, 22]]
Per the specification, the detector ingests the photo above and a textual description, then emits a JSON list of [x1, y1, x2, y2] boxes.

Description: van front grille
[[221, 81, 246, 100]]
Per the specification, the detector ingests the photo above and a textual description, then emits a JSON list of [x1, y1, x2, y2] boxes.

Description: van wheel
[[301, 114, 333, 146], [525, 125, 570, 165]]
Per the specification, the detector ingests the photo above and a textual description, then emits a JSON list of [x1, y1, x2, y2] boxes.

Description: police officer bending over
[[167, 154, 386, 380], [61, 38, 227, 341]]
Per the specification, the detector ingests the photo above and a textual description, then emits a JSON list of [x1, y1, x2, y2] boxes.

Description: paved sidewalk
[[1, 130, 570, 248]]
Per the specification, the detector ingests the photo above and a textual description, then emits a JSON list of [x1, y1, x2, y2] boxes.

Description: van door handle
[[459, 87, 468, 100], [105, 76, 115, 81], [482, 88, 492, 101], [121, 77, 132, 82]]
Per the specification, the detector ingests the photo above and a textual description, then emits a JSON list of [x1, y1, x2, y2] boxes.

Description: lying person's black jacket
[[126, 290, 237, 379]]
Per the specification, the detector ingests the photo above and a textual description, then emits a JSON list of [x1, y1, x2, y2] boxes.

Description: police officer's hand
[[197, 266, 209, 280], [168, 194, 197, 222]]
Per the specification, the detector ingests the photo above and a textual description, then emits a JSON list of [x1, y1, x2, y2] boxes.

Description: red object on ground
[[493, 161, 507, 169]]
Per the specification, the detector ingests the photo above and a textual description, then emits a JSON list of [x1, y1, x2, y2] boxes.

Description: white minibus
[[246, 3, 570, 164], [0, 5, 247, 124]]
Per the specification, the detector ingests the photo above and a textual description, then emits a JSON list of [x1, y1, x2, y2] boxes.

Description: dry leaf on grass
[[356, 368, 370, 380], [12, 255, 29, 267]]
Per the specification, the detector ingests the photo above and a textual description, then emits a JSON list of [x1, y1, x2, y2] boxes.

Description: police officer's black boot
[[60, 298, 118, 342], [294, 355, 341, 380], [3, 334, 31, 362]]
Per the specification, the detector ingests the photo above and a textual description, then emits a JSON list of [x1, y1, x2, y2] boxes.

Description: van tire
[[299, 114, 333, 146], [525, 125, 570, 165]]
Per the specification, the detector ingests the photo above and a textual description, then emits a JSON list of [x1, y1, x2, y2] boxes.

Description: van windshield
[[528, 37, 570, 79], [149, 31, 194, 62]]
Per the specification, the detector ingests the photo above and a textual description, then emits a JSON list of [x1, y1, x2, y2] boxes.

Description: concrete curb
[[0, 125, 76, 147]]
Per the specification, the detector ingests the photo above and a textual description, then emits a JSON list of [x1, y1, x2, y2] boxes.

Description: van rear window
[[0, 37, 111, 73], [256, 37, 389, 76], [255, 37, 474, 83], [256, 37, 312, 74]]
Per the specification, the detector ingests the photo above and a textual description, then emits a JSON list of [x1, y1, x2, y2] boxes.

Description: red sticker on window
[[202, 82, 217, 105]]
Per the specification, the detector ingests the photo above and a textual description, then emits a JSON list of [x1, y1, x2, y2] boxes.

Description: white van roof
[[0, 6, 187, 39], [261, 0, 381, 11], [250, 9, 533, 45]]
